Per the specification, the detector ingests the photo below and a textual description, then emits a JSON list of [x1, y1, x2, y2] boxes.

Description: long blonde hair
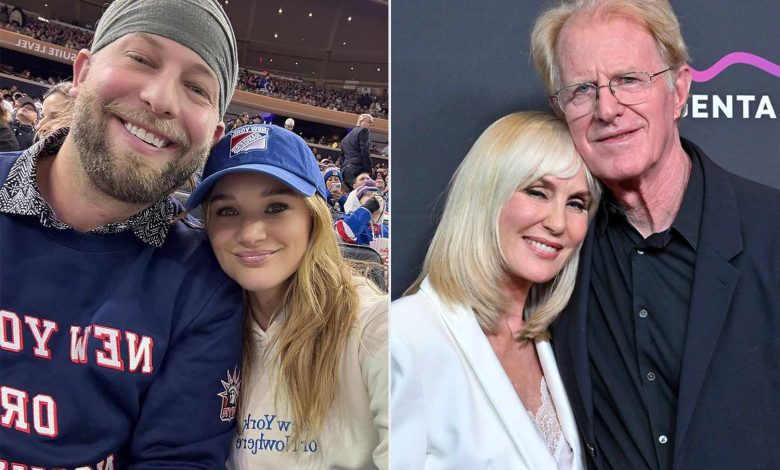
[[231, 194, 362, 443], [406, 111, 601, 340]]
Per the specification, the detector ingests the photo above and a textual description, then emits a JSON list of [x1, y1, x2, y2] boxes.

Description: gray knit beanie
[[91, 0, 238, 118]]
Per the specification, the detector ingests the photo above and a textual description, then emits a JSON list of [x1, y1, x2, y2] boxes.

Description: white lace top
[[527, 377, 575, 467]]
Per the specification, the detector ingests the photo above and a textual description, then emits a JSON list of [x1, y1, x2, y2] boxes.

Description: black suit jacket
[[10, 120, 33, 151], [0, 124, 19, 152], [553, 138, 780, 470], [340, 126, 372, 174]]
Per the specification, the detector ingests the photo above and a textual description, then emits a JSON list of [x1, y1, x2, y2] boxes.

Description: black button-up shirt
[[587, 152, 704, 470]]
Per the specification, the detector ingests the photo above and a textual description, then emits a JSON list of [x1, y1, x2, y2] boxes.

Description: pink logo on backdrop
[[690, 52, 780, 82]]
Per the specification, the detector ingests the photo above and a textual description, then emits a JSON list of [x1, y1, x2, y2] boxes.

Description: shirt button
[[639, 309, 648, 319], [586, 443, 596, 458], [659, 435, 668, 444], [646, 372, 656, 382]]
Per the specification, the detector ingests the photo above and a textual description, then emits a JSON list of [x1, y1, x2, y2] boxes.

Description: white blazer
[[390, 278, 584, 470]]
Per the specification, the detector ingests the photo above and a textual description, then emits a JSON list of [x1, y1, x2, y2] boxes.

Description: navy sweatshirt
[[0, 152, 244, 468]]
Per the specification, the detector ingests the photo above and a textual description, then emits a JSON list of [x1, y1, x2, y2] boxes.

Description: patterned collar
[[0, 128, 177, 247]]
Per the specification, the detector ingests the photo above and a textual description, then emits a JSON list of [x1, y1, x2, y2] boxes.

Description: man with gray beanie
[[0, 1, 244, 467]]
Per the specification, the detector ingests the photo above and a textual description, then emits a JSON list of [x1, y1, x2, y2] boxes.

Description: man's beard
[[70, 86, 212, 205]]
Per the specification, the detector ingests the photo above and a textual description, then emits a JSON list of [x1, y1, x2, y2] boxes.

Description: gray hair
[[531, 0, 689, 94], [357, 113, 374, 126]]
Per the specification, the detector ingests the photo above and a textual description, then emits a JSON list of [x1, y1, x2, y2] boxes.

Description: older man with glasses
[[531, 1, 780, 470]]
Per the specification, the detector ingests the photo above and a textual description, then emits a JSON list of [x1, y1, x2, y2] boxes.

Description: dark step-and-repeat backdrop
[[392, 0, 779, 298]]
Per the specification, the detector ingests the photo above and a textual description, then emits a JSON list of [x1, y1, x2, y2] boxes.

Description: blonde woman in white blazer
[[391, 112, 601, 470]]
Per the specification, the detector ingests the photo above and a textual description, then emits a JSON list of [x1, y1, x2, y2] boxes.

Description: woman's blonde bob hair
[[406, 111, 601, 340], [531, 0, 690, 95]]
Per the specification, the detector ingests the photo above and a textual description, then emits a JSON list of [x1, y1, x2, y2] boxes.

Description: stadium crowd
[[237, 69, 388, 118], [1, 3, 388, 118]]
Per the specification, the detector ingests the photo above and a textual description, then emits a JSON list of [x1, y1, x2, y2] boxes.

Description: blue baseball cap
[[186, 124, 327, 210]]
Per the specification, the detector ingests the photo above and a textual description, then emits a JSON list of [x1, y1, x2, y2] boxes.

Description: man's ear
[[548, 96, 564, 119], [70, 49, 93, 98], [211, 121, 226, 147], [672, 64, 692, 120]]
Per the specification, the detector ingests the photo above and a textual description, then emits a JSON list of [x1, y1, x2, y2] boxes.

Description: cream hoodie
[[228, 281, 388, 469]]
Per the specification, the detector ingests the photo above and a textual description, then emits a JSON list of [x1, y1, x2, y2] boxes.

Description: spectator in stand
[[383, 174, 390, 204], [340, 114, 374, 190], [374, 174, 389, 217], [323, 167, 347, 213], [9, 5, 23, 27], [359, 92, 372, 110], [1, 93, 14, 116], [319, 158, 333, 171], [36, 81, 73, 140], [0, 103, 19, 151], [344, 172, 372, 213], [11, 96, 37, 150], [33, 95, 43, 114], [375, 174, 386, 192], [372, 165, 387, 180], [10, 93, 23, 117], [226, 112, 249, 133], [258, 71, 271, 92], [335, 179, 388, 246], [371, 100, 383, 117], [284, 117, 295, 131]]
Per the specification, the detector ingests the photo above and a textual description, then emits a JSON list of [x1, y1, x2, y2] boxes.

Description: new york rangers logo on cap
[[230, 124, 269, 156]]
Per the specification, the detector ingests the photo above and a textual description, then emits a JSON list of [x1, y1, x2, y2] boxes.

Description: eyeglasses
[[551, 68, 672, 117]]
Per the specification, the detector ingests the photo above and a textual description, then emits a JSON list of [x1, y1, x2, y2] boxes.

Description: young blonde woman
[[186, 124, 387, 469], [391, 111, 601, 469]]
